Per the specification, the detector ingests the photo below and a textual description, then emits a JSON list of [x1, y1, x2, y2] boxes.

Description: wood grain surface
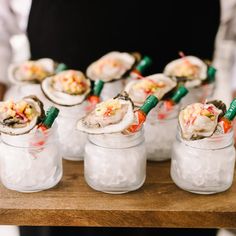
[[0, 160, 236, 228]]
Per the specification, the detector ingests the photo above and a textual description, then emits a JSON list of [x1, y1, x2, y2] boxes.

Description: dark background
[[28, 0, 220, 74]]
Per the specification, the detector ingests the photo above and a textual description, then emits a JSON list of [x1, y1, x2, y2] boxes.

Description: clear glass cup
[[100, 79, 125, 100], [171, 129, 236, 194], [181, 83, 215, 107], [57, 103, 88, 161], [0, 124, 62, 192], [84, 130, 146, 194], [145, 103, 180, 161]]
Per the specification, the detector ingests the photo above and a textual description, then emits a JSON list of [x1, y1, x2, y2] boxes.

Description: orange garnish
[[104, 106, 113, 117]]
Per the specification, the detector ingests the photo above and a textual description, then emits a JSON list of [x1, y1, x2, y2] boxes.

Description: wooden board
[[0, 160, 236, 228]]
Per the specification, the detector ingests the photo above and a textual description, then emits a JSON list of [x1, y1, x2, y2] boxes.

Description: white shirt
[[212, 0, 236, 106], [0, 0, 31, 84]]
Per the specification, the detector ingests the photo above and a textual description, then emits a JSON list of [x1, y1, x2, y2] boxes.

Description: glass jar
[[181, 83, 215, 107], [84, 130, 146, 194], [100, 79, 125, 101], [144, 103, 180, 161], [0, 124, 62, 192], [171, 129, 236, 194], [57, 103, 88, 161]]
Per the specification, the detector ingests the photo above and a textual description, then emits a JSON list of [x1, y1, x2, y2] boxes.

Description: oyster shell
[[124, 73, 177, 106], [164, 56, 207, 88], [41, 70, 91, 106], [206, 100, 226, 119], [77, 92, 134, 134], [8, 58, 56, 85], [86, 51, 136, 82], [0, 95, 45, 135], [179, 103, 222, 140]]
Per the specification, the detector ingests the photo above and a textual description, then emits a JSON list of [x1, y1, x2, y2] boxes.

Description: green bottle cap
[[171, 86, 189, 104], [55, 63, 68, 73], [135, 56, 152, 74], [43, 107, 60, 128], [140, 95, 159, 115], [93, 80, 104, 96], [224, 98, 236, 121], [207, 66, 216, 82]]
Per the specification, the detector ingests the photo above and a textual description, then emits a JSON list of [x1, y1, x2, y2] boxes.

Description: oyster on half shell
[[0, 95, 45, 135], [164, 56, 207, 88], [179, 102, 222, 140], [86, 51, 136, 82], [8, 58, 56, 85], [41, 70, 91, 106], [124, 74, 177, 106], [77, 92, 134, 134]]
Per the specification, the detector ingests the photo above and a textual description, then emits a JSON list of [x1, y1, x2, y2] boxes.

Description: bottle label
[[225, 99, 236, 121], [140, 95, 158, 115], [135, 56, 152, 74], [171, 86, 188, 104], [42, 107, 59, 129], [207, 66, 216, 82], [93, 80, 104, 96]]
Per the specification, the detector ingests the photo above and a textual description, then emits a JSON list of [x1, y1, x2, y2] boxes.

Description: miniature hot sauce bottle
[[202, 66, 217, 85], [163, 86, 189, 110], [157, 86, 188, 120], [55, 63, 68, 73], [87, 80, 104, 105], [129, 56, 152, 79], [38, 106, 60, 131], [125, 95, 159, 134], [32, 107, 59, 147], [207, 66, 217, 83], [218, 98, 236, 133]]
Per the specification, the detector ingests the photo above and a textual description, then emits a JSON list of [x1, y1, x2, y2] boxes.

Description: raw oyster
[[164, 56, 207, 88], [86, 51, 136, 82], [124, 73, 177, 106], [77, 92, 134, 134], [0, 95, 45, 135], [8, 58, 56, 84], [179, 102, 222, 140], [41, 70, 91, 106]]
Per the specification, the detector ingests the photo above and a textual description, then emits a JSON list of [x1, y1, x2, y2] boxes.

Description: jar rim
[[1, 123, 58, 148], [88, 129, 145, 149], [177, 125, 234, 150], [177, 124, 234, 139]]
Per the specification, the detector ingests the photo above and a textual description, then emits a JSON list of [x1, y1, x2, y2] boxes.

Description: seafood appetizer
[[164, 55, 215, 88], [86, 51, 138, 82], [124, 74, 177, 106], [0, 95, 45, 135], [77, 92, 135, 134], [178, 102, 223, 140], [8, 58, 67, 85], [41, 70, 91, 106], [41, 70, 99, 161]]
